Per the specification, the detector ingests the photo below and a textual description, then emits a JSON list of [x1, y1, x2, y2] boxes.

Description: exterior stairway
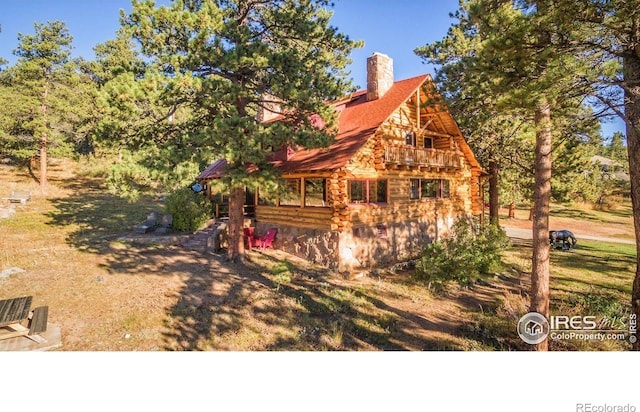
[[181, 219, 223, 251]]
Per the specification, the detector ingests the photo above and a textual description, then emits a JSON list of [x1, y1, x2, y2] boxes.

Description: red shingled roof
[[273, 74, 430, 172], [197, 159, 227, 180]]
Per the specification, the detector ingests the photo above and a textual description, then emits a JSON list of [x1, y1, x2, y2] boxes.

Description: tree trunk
[[530, 99, 552, 351], [623, 50, 640, 350], [488, 160, 500, 226], [39, 136, 47, 188], [227, 185, 245, 263], [40, 81, 48, 190], [508, 201, 516, 219]]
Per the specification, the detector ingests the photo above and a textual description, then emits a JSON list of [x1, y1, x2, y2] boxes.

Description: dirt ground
[[1, 161, 529, 351]]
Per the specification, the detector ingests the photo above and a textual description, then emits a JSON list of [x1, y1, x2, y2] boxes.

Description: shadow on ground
[[157, 250, 472, 351], [43, 175, 489, 351]]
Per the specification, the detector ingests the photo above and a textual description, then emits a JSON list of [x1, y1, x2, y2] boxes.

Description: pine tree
[[543, 0, 640, 350], [11, 21, 74, 189], [417, 0, 596, 350], [608, 132, 627, 165], [111, 0, 360, 262], [586, 0, 640, 350]]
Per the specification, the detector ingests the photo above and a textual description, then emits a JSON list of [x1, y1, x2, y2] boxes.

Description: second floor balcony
[[384, 145, 462, 169]]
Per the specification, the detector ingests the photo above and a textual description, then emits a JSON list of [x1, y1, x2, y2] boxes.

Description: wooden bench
[[0, 297, 48, 343], [28, 306, 48, 335], [2, 190, 31, 204]]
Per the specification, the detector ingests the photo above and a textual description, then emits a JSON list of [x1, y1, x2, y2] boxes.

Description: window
[[348, 179, 388, 204], [410, 179, 451, 199], [258, 188, 276, 206], [423, 137, 433, 149], [405, 131, 416, 146], [410, 179, 420, 200], [375, 179, 388, 203], [421, 179, 438, 198], [305, 178, 327, 207], [441, 180, 450, 198], [348, 180, 367, 203], [280, 179, 301, 206]]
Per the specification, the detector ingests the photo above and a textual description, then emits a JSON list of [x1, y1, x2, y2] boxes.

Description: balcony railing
[[384, 146, 462, 168]]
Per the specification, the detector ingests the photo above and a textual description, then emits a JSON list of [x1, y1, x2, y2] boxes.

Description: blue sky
[[0, 0, 625, 138]]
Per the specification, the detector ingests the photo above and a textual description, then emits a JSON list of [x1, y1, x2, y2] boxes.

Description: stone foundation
[[255, 223, 340, 269], [338, 218, 446, 271], [256, 213, 459, 271]]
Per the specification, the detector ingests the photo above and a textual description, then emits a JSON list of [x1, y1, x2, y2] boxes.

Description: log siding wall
[[252, 87, 481, 270]]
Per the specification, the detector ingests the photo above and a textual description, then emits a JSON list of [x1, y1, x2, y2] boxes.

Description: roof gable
[[274, 74, 430, 172]]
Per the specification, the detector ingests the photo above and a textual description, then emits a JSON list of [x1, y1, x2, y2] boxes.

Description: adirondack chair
[[134, 211, 159, 234], [255, 228, 277, 250], [243, 227, 258, 250], [155, 214, 173, 234]]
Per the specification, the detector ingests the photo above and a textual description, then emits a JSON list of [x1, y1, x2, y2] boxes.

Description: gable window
[[348, 179, 388, 204], [405, 131, 416, 146], [423, 137, 433, 149], [304, 178, 327, 207]]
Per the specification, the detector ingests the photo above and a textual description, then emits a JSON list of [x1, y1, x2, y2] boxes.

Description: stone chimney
[[366, 52, 394, 101], [257, 93, 282, 123]]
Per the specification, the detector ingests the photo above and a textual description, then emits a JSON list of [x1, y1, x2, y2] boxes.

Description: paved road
[[502, 226, 636, 245]]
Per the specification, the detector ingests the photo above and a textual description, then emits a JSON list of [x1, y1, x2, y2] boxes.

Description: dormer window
[[405, 131, 416, 146]]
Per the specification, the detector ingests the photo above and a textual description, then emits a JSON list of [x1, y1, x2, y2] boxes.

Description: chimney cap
[[370, 51, 391, 58]]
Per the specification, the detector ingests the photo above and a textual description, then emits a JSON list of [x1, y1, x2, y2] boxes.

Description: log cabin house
[[197, 52, 485, 271]]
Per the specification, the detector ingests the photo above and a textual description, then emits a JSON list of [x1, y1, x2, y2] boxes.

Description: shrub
[[415, 218, 510, 289], [165, 187, 211, 231]]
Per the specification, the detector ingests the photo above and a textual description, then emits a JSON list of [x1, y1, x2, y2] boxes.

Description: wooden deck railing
[[384, 146, 462, 168]]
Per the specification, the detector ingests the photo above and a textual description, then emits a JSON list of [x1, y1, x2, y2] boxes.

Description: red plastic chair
[[256, 228, 277, 250], [243, 227, 258, 250]]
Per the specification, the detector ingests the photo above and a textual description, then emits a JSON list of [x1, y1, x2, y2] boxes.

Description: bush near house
[[165, 187, 211, 231], [415, 218, 510, 289]]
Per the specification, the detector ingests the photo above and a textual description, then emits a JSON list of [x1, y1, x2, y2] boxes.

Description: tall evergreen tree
[[83, 29, 146, 87], [12, 21, 74, 189], [581, 0, 640, 349], [418, 0, 594, 350], [537, 0, 640, 350], [112, 0, 359, 262], [608, 131, 628, 165]]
